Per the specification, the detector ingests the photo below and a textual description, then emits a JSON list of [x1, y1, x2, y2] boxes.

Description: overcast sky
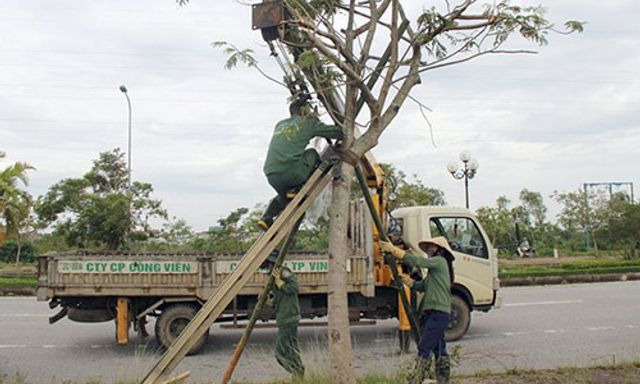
[[1, 1, 638, 231]]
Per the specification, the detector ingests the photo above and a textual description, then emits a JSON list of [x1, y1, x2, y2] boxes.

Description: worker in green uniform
[[268, 264, 305, 378], [380, 236, 455, 384], [257, 98, 343, 230]]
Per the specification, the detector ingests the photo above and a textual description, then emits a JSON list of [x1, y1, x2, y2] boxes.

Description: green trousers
[[261, 149, 319, 224], [275, 323, 305, 377]]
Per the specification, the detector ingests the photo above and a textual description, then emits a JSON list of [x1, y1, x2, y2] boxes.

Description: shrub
[[0, 241, 38, 263]]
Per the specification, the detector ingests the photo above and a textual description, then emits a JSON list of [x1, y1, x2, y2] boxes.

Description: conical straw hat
[[418, 236, 455, 261]]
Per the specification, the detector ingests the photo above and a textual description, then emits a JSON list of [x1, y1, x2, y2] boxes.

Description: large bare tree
[[207, 0, 582, 381], [272, 1, 581, 382]]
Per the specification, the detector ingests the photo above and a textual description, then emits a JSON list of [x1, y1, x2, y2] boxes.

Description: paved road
[[1, 281, 639, 383]]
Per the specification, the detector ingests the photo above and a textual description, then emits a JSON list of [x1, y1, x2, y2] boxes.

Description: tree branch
[[378, 0, 399, 109], [291, 9, 380, 115]]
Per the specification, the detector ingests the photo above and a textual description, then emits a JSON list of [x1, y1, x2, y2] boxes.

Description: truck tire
[[445, 295, 470, 342], [155, 304, 208, 355]]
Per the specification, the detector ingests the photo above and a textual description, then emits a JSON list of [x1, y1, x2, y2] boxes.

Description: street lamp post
[[447, 151, 479, 209], [119, 85, 132, 247], [119, 85, 132, 191]]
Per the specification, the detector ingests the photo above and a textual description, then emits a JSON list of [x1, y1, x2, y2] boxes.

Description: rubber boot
[[435, 356, 450, 384], [406, 356, 432, 384]]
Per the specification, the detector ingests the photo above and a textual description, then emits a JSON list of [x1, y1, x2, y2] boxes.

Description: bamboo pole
[[219, 218, 303, 384], [141, 163, 335, 384]]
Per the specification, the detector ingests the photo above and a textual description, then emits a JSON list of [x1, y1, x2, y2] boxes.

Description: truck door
[[428, 216, 494, 306]]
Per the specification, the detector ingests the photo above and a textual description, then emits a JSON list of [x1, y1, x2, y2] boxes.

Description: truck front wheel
[[155, 304, 208, 355], [445, 295, 470, 342]]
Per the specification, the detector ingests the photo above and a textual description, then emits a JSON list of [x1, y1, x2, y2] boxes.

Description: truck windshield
[[429, 217, 488, 259]]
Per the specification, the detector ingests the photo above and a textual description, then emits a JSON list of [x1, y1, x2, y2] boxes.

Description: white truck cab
[[391, 206, 502, 340]]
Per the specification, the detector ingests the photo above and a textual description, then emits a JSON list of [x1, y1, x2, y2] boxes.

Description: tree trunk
[[15, 236, 22, 267], [590, 229, 599, 257], [327, 162, 356, 384]]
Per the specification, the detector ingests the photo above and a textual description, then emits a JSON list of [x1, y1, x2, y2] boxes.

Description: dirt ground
[[455, 364, 640, 384]]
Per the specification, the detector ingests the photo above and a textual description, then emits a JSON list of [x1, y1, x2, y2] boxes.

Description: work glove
[[272, 267, 285, 288], [379, 240, 406, 259], [398, 273, 414, 288]]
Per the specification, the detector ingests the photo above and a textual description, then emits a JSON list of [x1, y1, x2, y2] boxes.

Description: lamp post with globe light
[[447, 151, 479, 209]]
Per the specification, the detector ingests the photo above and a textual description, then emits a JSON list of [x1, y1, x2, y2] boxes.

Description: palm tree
[[0, 151, 35, 265]]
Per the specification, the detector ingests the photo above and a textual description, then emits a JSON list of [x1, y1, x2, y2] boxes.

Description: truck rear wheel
[[445, 295, 470, 342], [155, 304, 208, 355]]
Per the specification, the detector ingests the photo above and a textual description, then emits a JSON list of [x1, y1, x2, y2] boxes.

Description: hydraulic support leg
[[354, 163, 421, 345]]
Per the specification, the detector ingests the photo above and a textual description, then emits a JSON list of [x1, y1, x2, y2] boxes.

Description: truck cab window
[[429, 217, 488, 259], [388, 217, 403, 237]]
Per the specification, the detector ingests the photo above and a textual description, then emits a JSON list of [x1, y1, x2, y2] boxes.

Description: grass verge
[[499, 258, 640, 279], [0, 275, 37, 289], [2, 363, 639, 384]]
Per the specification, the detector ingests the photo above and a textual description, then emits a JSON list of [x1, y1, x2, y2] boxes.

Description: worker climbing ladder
[[141, 158, 337, 384]]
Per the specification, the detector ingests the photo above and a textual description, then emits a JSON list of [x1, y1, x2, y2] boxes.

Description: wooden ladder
[[141, 161, 336, 384]]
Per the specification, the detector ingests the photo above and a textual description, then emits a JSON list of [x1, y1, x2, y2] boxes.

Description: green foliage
[[285, 0, 341, 20], [211, 42, 258, 70], [30, 232, 73, 254], [476, 196, 515, 249], [0, 152, 34, 215], [295, 49, 343, 97], [186, 205, 329, 253], [294, 217, 329, 252], [551, 189, 595, 233], [519, 189, 547, 227], [1, 151, 37, 264], [550, 189, 639, 253], [415, 2, 584, 61], [190, 207, 258, 253], [34, 149, 167, 250], [476, 190, 562, 256], [492, 4, 551, 46], [378, 163, 446, 211], [500, 258, 640, 279], [599, 194, 640, 250], [159, 217, 194, 245], [0, 241, 37, 263]]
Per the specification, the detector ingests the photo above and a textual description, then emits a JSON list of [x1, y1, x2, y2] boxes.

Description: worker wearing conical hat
[[380, 236, 455, 384]]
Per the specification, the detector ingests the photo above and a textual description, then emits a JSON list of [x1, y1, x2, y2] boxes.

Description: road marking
[[586, 326, 614, 331], [503, 331, 531, 336], [486, 324, 636, 340], [0, 297, 36, 300], [504, 299, 583, 307], [0, 344, 112, 349]]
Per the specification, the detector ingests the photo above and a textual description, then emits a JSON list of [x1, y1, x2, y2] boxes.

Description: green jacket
[[263, 116, 343, 175], [402, 253, 452, 314], [272, 267, 301, 326]]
